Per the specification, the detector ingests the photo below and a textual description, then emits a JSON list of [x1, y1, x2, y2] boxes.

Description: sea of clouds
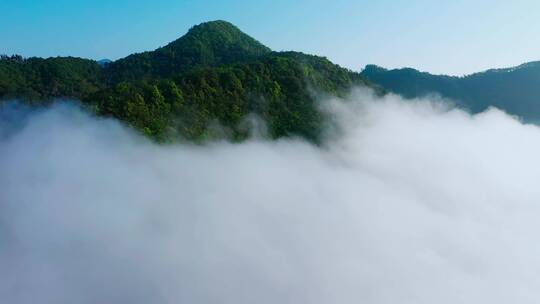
[[2, 89, 540, 303]]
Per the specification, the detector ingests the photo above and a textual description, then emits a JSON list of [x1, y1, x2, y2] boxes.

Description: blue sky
[[2, 0, 539, 75]]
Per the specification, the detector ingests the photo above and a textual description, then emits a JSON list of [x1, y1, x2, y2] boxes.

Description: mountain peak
[[164, 20, 270, 55], [186, 20, 240, 34], [107, 20, 270, 82]]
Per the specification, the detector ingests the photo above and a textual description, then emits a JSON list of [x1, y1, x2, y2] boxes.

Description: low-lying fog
[[2, 90, 540, 303]]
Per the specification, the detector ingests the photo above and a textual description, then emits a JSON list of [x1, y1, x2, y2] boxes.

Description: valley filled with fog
[[2, 89, 540, 303]]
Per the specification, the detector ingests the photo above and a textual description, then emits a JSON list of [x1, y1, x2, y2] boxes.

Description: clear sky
[[2, 0, 540, 75]]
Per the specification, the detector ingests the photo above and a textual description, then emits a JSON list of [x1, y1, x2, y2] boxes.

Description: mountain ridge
[[4, 20, 540, 141], [363, 60, 540, 78], [361, 61, 540, 121]]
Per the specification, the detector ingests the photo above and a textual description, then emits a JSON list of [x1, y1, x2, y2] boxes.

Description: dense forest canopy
[[0, 20, 378, 142], [0, 55, 104, 101]]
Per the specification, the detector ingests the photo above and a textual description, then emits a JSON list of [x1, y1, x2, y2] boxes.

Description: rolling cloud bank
[[2, 90, 540, 303]]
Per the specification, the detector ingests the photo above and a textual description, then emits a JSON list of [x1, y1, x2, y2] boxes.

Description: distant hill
[[97, 59, 112, 67], [361, 62, 540, 122], [0, 20, 377, 142]]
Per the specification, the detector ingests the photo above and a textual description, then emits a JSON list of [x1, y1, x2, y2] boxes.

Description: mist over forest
[[3, 89, 540, 303], [3, 17, 540, 304]]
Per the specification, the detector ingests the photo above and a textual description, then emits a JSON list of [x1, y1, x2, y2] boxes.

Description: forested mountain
[[105, 20, 272, 83], [0, 20, 377, 142], [361, 63, 540, 122], [8, 20, 540, 142]]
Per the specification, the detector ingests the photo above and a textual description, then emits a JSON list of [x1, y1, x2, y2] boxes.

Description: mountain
[[361, 63, 540, 122], [105, 20, 272, 83], [0, 20, 377, 142], [5, 21, 540, 142]]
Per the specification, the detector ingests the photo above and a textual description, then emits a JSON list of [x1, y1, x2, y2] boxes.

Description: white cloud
[[2, 90, 540, 303]]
